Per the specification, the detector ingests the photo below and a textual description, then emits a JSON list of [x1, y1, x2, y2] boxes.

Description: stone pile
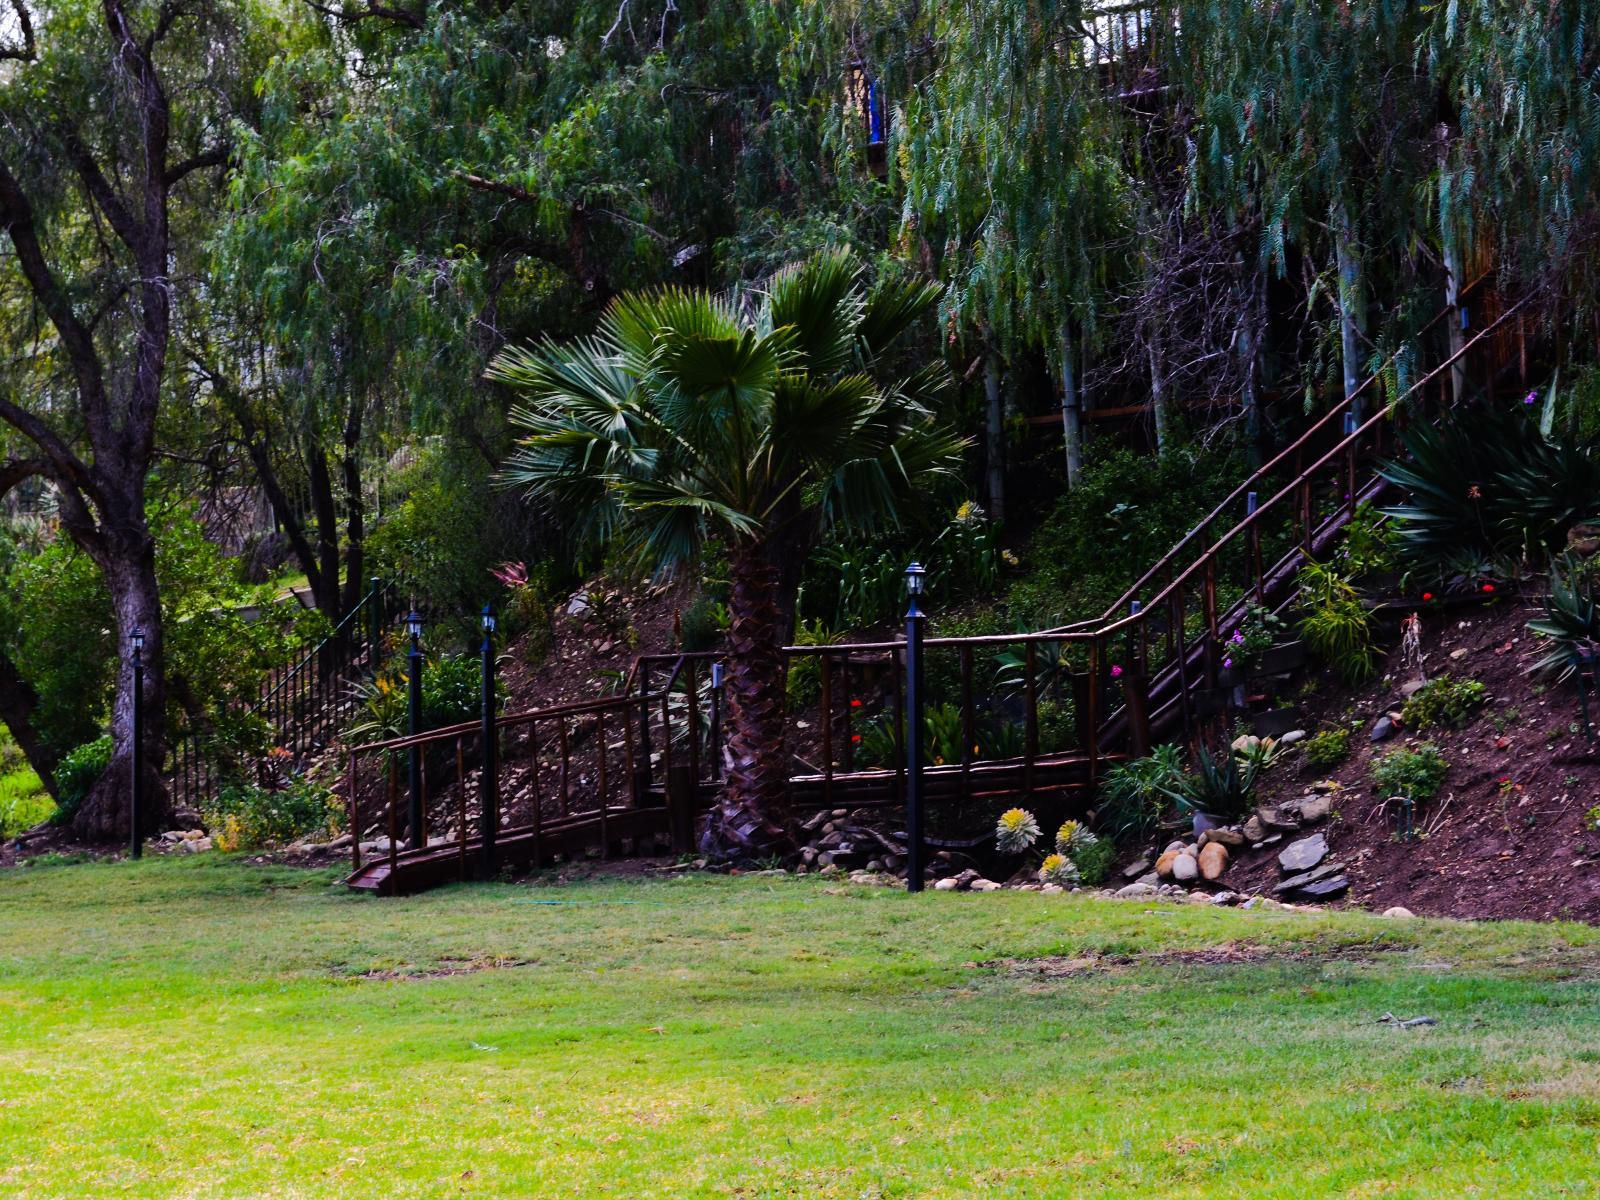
[[797, 807, 915, 875]]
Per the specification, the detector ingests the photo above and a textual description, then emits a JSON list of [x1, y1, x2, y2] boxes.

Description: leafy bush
[[785, 619, 844, 707], [1400, 675, 1488, 730], [1095, 745, 1183, 843], [1302, 728, 1351, 770], [1053, 821, 1115, 884], [1007, 443, 1247, 626], [345, 653, 502, 744], [208, 777, 341, 851], [1372, 744, 1449, 801], [0, 765, 54, 837], [1296, 560, 1378, 682], [678, 594, 730, 653], [1339, 502, 1401, 578], [52, 736, 112, 827]]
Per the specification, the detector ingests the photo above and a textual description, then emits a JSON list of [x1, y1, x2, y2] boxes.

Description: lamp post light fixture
[[480, 603, 499, 876], [903, 562, 928, 893], [406, 609, 425, 851], [130, 629, 145, 860]]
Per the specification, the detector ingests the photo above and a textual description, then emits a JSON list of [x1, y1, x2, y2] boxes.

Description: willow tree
[[899, 0, 1131, 486], [492, 253, 966, 858], [1166, 0, 1440, 411]]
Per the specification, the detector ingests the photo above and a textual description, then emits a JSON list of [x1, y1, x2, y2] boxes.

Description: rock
[[865, 859, 883, 872], [1449, 647, 1468, 661], [1382, 906, 1415, 919], [1115, 882, 1156, 899], [1370, 715, 1396, 742], [933, 878, 960, 892], [1171, 853, 1199, 882], [816, 852, 835, 868], [1278, 833, 1329, 874], [1273, 861, 1346, 893], [1198, 843, 1229, 881], [1040, 884, 1063, 895], [1122, 856, 1152, 880], [1135, 872, 1160, 887], [181, 837, 212, 854], [1277, 729, 1307, 745], [1155, 849, 1181, 879], [952, 868, 980, 890], [1164, 839, 1187, 855], [1211, 891, 1242, 906], [1206, 826, 1246, 848], [1295, 875, 1349, 900], [1569, 522, 1600, 556], [565, 591, 592, 616], [1242, 896, 1284, 910], [1399, 679, 1427, 698], [969, 879, 1002, 892], [1288, 793, 1333, 824], [1242, 815, 1266, 842], [1256, 805, 1301, 832]]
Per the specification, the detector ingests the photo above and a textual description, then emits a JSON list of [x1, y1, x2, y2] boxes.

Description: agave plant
[[1527, 554, 1600, 682], [1054, 819, 1095, 854], [1038, 853, 1081, 887], [1156, 742, 1260, 823]]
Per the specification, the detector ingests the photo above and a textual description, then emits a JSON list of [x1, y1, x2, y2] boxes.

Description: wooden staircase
[[340, 294, 1531, 896]]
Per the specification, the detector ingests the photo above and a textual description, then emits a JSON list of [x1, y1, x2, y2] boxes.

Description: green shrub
[[1339, 502, 1401, 578], [1302, 728, 1351, 770], [785, 619, 844, 707], [208, 777, 341, 851], [1296, 560, 1378, 682], [1095, 745, 1183, 843], [1400, 675, 1488, 730], [1068, 832, 1116, 885], [1372, 744, 1449, 801], [52, 735, 112, 826], [0, 765, 54, 837], [344, 653, 502, 745], [679, 594, 730, 653]]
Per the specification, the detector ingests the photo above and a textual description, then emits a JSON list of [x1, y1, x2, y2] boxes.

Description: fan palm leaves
[[490, 251, 967, 859]]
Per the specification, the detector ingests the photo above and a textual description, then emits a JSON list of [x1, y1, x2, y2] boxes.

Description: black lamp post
[[130, 628, 144, 861], [405, 609, 425, 851], [903, 562, 927, 893], [480, 603, 498, 876]]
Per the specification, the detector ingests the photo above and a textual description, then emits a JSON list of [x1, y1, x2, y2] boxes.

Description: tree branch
[[165, 144, 229, 187], [0, 456, 45, 500], [303, 1, 424, 29], [454, 170, 538, 205], [0, 0, 34, 61]]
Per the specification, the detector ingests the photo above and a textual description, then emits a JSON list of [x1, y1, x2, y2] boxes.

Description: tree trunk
[[1148, 334, 1171, 454], [1236, 254, 1264, 466], [1442, 227, 1468, 405], [700, 541, 790, 860], [984, 350, 1006, 523], [1059, 324, 1083, 486], [339, 397, 366, 615], [0, 649, 59, 797], [1335, 202, 1366, 418], [73, 540, 168, 842], [307, 445, 342, 620]]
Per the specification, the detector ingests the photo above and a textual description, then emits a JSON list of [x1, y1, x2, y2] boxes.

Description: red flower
[[850, 699, 862, 708], [1482, 583, 1495, 594], [1422, 592, 1434, 601], [851, 734, 862, 744]]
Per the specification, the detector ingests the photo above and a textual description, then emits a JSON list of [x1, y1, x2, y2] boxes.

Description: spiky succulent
[[1054, 819, 1097, 855], [995, 807, 1041, 855], [1038, 853, 1080, 887]]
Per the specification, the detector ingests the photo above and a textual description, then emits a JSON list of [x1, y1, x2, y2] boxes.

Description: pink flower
[[1110, 665, 1123, 678], [1525, 390, 1538, 405], [1223, 657, 1234, 670]]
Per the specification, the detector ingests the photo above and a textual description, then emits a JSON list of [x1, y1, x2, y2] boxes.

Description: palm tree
[[489, 252, 967, 859]]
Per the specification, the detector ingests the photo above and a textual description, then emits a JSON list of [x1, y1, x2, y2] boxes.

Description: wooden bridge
[[343, 296, 1531, 895]]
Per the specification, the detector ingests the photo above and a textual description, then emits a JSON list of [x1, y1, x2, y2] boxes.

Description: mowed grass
[[4, 860, 1600, 1197]]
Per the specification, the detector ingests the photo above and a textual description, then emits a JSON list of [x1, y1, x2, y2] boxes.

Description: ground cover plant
[[6, 860, 1600, 1198]]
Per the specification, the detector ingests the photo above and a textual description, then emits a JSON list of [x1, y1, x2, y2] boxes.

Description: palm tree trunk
[[701, 541, 791, 860]]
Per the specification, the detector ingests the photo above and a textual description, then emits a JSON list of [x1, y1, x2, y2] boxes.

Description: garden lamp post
[[405, 609, 425, 851], [903, 562, 927, 893], [480, 603, 498, 876], [130, 629, 144, 860]]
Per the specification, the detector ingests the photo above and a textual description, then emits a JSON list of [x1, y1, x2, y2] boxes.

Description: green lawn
[[3, 860, 1600, 1197]]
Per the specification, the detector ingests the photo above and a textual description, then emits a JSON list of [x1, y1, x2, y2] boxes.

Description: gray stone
[[1288, 793, 1333, 824], [1278, 833, 1329, 874], [1171, 853, 1199, 882], [1115, 882, 1157, 898], [1399, 679, 1427, 699], [1165, 839, 1187, 855], [1257, 804, 1302, 832], [1370, 715, 1396, 742], [969, 879, 1002, 892], [1135, 872, 1160, 887], [1278, 729, 1308, 745], [1295, 875, 1349, 900], [565, 591, 592, 616], [1122, 856, 1152, 879], [1040, 884, 1063, 895], [933, 878, 960, 892], [1242, 815, 1266, 842], [1382, 906, 1415, 919], [1273, 861, 1345, 894], [1206, 827, 1246, 848]]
